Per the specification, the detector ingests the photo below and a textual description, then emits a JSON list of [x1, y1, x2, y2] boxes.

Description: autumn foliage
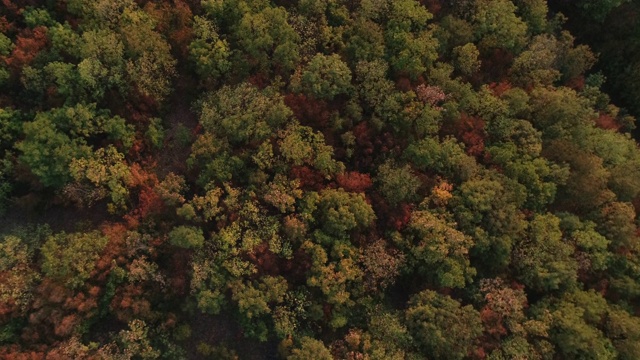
[[1, 0, 640, 359]]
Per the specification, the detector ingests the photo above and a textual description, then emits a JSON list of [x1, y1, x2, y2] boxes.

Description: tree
[[114, 319, 161, 359], [354, 59, 395, 114], [487, 142, 567, 211], [577, 127, 640, 201], [513, 0, 549, 34], [40, 231, 108, 289], [473, 0, 528, 52], [453, 43, 481, 76], [314, 188, 375, 238], [575, 0, 631, 22], [605, 306, 640, 360], [345, 18, 386, 63], [375, 160, 420, 206], [510, 35, 561, 87], [360, 239, 405, 291], [66, 0, 177, 102], [365, 310, 415, 359], [0, 108, 21, 152], [336, 171, 373, 193], [199, 83, 292, 145], [302, 239, 363, 328], [278, 122, 344, 177], [514, 214, 578, 292], [231, 276, 287, 319], [189, 16, 231, 80], [292, 53, 352, 100], [0, 33, 13, 85], [262, 174, 303, 213], [598, 201, 637, 250], [288, 337, 332, 360], [406, 290, 482, 360], [543, 140, 614, 212], [451, 173, 527, 273], [17, 113, 92, 188], [529, 87, 597, 141], [168, 226, 205, 249], [531, 293, 618, 360], [558, 213, 610, 274], [78, 29, 127, 98], [405, 136, 478, 182], [0, 235, 39, 315], [16, 104, 133, 188], [120, 9, 177, 95], [383, 0, 438, 78], [68, 145, 131, 212], [180, 187, 223, 222], [4, 26, 48, 70], [397, 210, 475, 288], [234, 6, 300, 74]]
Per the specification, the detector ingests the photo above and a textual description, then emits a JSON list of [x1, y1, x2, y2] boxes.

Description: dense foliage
[[1, 0, 640, 358]]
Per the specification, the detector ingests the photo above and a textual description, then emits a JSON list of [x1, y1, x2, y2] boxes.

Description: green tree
[[234, 6, 300, 74], [510, 35, 561, 87], [598, 201, 637, 249], [115, 319, 161, 359], [605, 306, 640, 360], [292, 53, 352, 100], [0, 235, 39, 315], [231, 276, 288, 319], [451, 173, 527, 273], [189, 16, 231, 80], [577, 127, 640, 201], [576, 0, 631, 22], [558, 213, 610, 273], [78, 29, 127, 98], [345, 18, 386, 63], [376, 160, 421, 206], [405, 136, 478, 182], [17, 104, 133, 188], [121, 13, 177, 102], [41, 231, 108, 289], [514, 214, 578, 292], [473, 0, 528, 52], [314, 188, 375, 238], [532, 293, 617, 360], [199, 83, 291, 145], [49, 22, 81, 59], [487, 141, 567, 211], [365, 310, 414, 359], [168, 226, 205, 249], [17, 114, 92, 188], [68, 145, 131, 212], [397, 210, 475, 288], [406, 290, 482, 360], [383, 0, 438, 78], [543, 140, 614, 212], [0, 108, 22, 151], [278, 123, 344, 176], [0, 51, 10, 86], [453, 43, 481, 76], [529, 87, 597, 141], [513, 0, 549, 34], [354, 59, 395, 113], [288, 337, 332, 360]]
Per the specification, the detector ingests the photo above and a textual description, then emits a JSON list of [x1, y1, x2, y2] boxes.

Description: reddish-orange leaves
[[453, 113, 486, 157], [5, 26, 47, 70], [336, 171, 373, 193]]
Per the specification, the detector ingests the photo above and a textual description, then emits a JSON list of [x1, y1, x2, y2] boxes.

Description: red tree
[[336, 171, 373, 193], [6, 26, 48, 70]]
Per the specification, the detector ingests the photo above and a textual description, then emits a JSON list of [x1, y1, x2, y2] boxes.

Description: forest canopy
[[1, 0, 640, 359]]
